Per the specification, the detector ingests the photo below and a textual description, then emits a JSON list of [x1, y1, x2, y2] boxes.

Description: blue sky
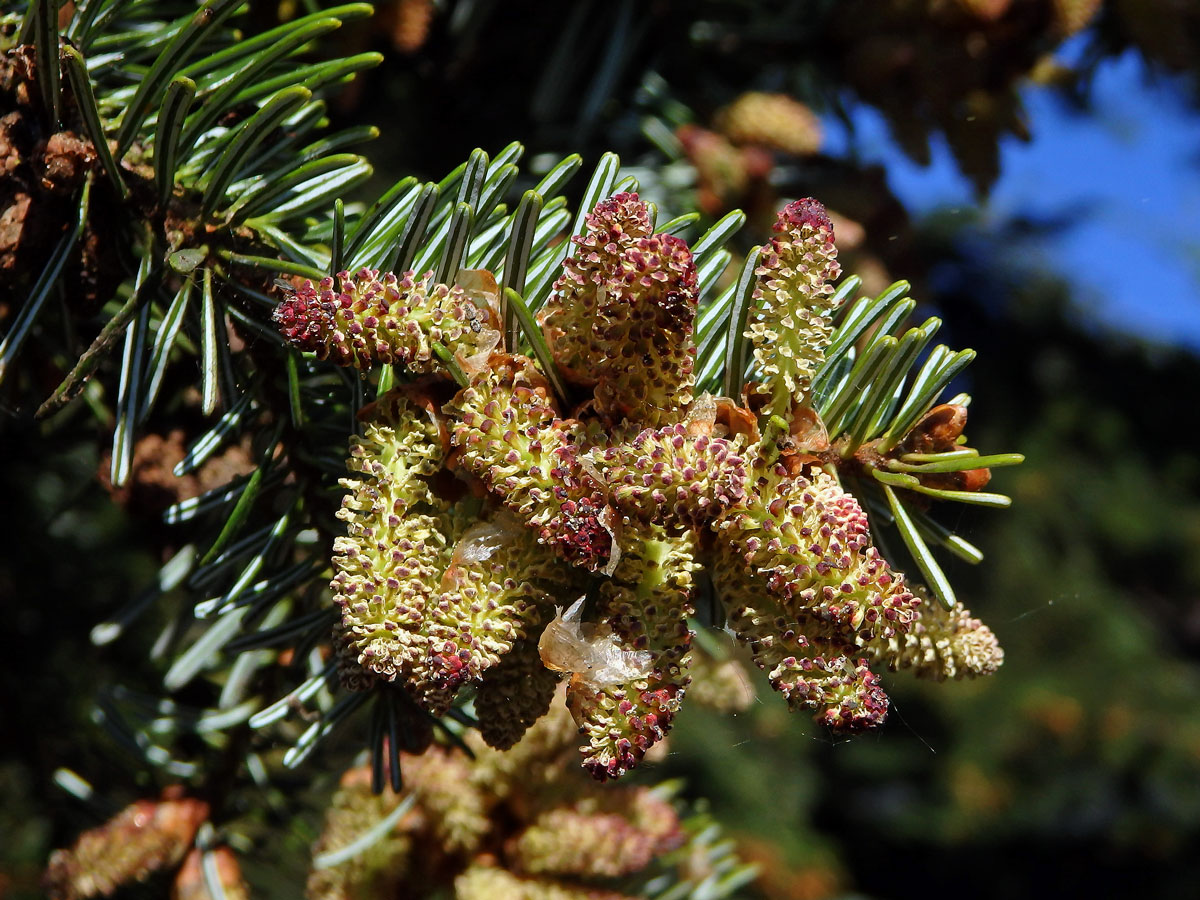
[[826, 46, 1200, 352]]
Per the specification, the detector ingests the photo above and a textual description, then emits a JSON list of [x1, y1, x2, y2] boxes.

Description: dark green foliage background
[[3, 2, 1200, 897]]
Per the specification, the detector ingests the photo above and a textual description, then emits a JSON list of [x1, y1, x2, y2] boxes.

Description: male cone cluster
[[274, 192, 1003, 780]]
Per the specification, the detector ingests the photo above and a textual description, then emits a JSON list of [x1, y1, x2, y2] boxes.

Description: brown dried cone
[[0, 47, 123, 307], [889, 402, 993, 492], [172, 848, 250, 900], [97, 429, 256, 518], [44, 794, 209, 900]]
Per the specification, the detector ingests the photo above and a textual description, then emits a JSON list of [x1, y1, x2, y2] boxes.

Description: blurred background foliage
[[3, 0, 1200, 897]]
